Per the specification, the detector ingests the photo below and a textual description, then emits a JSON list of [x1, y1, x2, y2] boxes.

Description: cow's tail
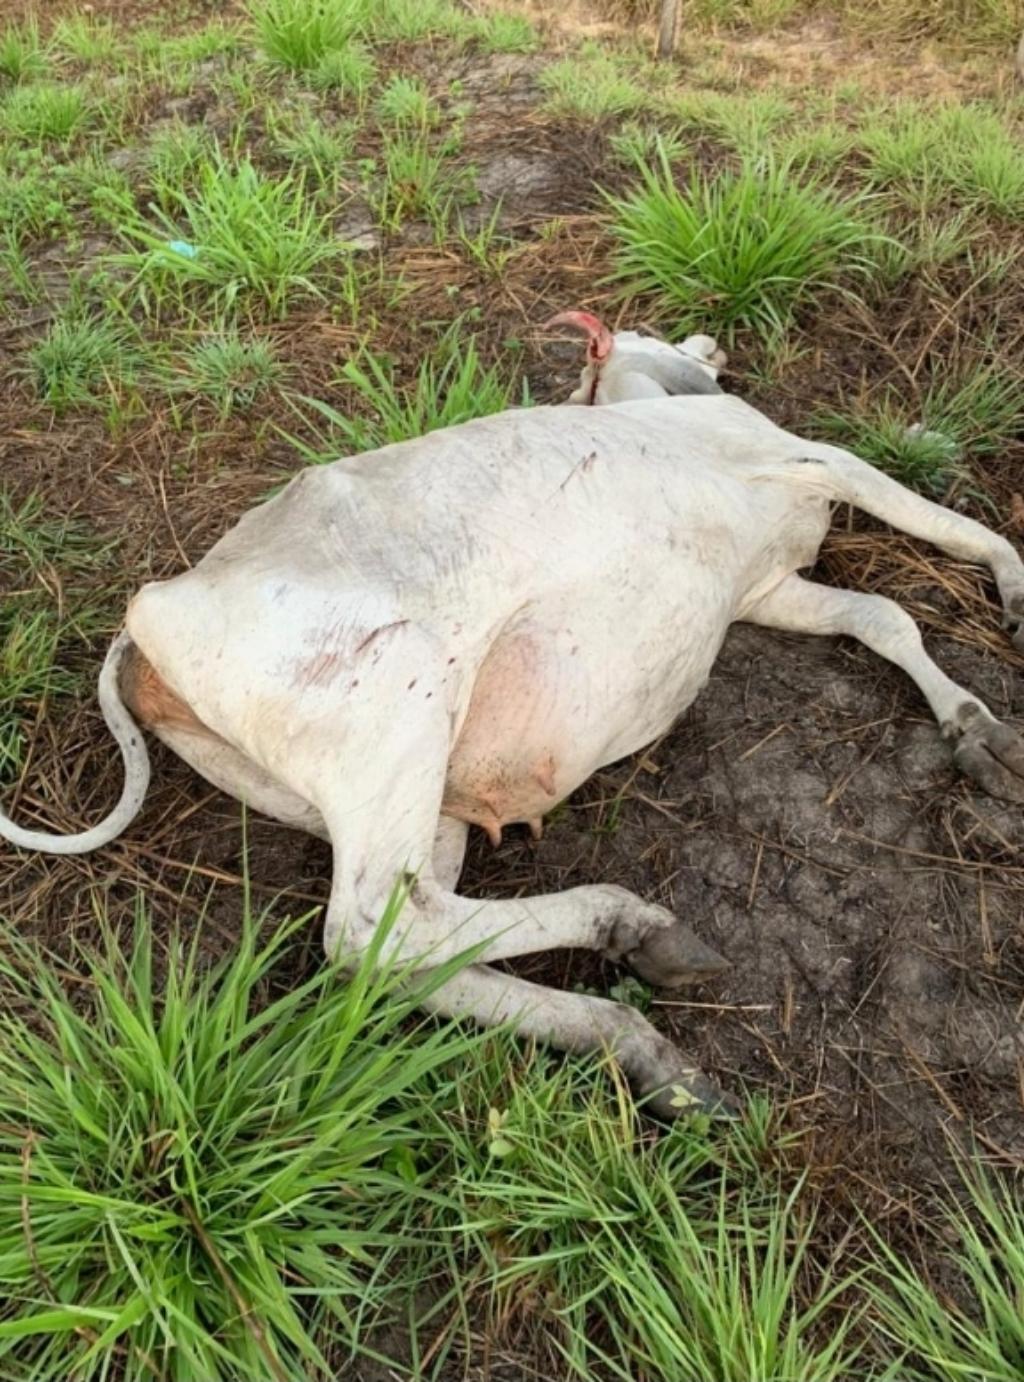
[[0, 630, 151, 855]]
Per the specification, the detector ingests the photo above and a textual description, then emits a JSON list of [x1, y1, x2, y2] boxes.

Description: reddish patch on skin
[[120, 647, 209, 736], [294, 620, 411, 690], [295, 651, 343, 689], [545, 310, 613, 364], [355, 620, 409, 655]]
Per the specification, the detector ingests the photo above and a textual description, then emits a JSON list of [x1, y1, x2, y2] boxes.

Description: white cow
[[4, 313, 1023, 1115]]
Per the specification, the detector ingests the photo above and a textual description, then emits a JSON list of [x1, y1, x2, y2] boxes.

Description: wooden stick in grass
[[657, 0, 680, 58]]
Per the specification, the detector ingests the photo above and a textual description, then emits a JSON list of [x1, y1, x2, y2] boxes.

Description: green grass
[[539, 46, 649, 120], [1, 81, 92, 143], [118, 155, 345, 315], [866, 1157, 1024, 1380], [0, 18, 48, 83], [875, 208, 976, 281], [0, 491, 112, 783], [307, 40, 376, 99], [0, 161, 71, 244], [416, 1047, 866, 1382], [290, 320, 527, 458], [860, 102, 1024, 218], [249, 0, 371, 70], [153, 20, 244, 63], [470, 11, 539, 52], [0, 230, 40, 303], [453, 205, 520, 277], [269, 108, 357, 183], [774, 120, 856, 169], [166, 329, 285, 418], [51, 14, 121, 63], [606, 147, 883, 339], [26, 313, 134, 414], [368, 127, 470, 232], [144, 121, 219, 200], [609, 122, 688, 166], [0, 898, 484, 1381], [663, 88, 793, 156], [376, 73, 440, 128], [812, 363, 1024, 493], [369, 0, 473, 43]]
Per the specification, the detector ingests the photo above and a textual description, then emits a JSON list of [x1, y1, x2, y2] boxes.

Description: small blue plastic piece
[[166, 239, 199, 259]]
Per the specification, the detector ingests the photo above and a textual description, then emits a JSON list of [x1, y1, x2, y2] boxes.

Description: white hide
[[566, 331, 726, 405]]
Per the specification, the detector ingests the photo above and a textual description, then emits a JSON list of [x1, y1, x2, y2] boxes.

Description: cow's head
[[546, 311, 726, 405]]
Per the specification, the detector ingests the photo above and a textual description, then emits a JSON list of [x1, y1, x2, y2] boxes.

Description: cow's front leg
[[746, 574, 1024, 802], [416, 963, 737, 1118]]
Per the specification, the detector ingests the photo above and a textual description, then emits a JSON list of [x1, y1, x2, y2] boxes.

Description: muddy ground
[[2, 3, 1024, 1374]]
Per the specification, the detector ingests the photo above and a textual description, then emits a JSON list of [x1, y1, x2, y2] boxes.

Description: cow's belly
[[441, 586, 730, 842]]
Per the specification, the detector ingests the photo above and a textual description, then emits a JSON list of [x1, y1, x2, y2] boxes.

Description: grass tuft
[[540, 45, 648, 120], [269, 107, 357, 182], [370, 0, 473, 43], [0, 18, 47, 83], [51, 14, 121, 63], [606, 146, 883, 338], [663, 88, 793, 156], [26, 313, 133, 413], [368, 126, 471, 232], [0, 898, 483, 1381], [860, 102, 1024, 218], [1, 81, 91, 142], [144, 120, 218, 199], [866, 1157, 1024, 1381], [417, 1044, 866, 1382], [470, 11, 539, 52], [0, 162, 71, 245], [813, 363, 1024, 494], [167, 329, 285, 417], [307, 40, 376, 98], [376, 73, 439, 128], [249, 0, 371, 70], [119, 154, 345, 315], [290, 319, 526, 458]]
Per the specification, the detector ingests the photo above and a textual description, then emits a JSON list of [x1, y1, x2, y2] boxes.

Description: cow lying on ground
[[3, 313, 1023, 1116]]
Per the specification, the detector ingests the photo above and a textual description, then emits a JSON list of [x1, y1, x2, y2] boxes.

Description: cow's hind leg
[[747, 574, 1024, 801], [416, 964, 736, 1118], [799, 440, 1024, 644]]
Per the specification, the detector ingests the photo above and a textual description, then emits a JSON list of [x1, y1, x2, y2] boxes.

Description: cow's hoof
[[952, 703, 1024, 803], [1002, 591, 1024, 653], [626, 1033, 739, 1120], [643, 1070, 741, 1121], [628, 920, 730, 989]]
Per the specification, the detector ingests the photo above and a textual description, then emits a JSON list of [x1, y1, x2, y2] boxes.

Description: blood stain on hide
[[355, 619, 409, 655]]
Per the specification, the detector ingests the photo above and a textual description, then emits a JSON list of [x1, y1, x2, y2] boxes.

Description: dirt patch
[[481, 620, 1023, 1179]]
